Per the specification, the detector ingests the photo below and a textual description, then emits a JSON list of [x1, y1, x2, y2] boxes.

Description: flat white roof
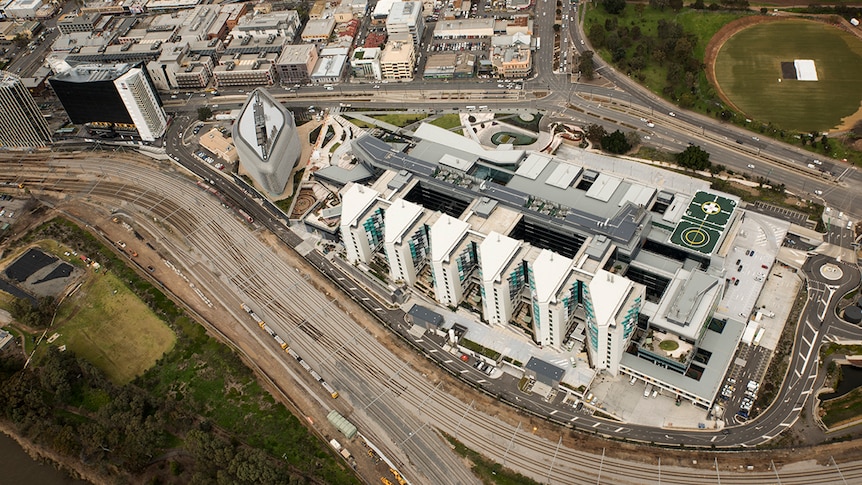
[[531, 249, 573, 304], [741, 320, 759, 345], [384, 198, 424, 244], [236, 89, 285, 162], [662, 194, 690, 225], [795, 59, 817, 81], [516, 153, 551, 180], [479, 231, 521, 283], [619, 183, 655, 208], [431, 214, 471, 263], [588, 270, 631, 327], [585, 174, 622, 202], [545, 161, 581, 189], [372, 0, 397, 16], [439, 153, 474, 172], [413, 122, 524, 166], [340, 183, 380, 227]]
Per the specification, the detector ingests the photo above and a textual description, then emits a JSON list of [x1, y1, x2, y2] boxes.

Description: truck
[[644, 383, 653, 398], [329, 439, 342, 451]]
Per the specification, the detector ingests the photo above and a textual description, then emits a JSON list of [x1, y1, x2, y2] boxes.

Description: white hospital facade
[[323, 122, 760, 408]]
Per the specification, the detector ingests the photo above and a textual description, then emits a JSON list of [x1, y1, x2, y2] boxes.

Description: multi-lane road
[[4, 150, 862, 484]]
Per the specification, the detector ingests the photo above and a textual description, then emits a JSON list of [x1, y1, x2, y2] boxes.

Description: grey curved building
[[232, 88, 301, 196]]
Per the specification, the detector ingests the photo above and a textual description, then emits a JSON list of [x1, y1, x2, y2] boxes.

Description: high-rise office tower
[[0, 70, 52, 148]]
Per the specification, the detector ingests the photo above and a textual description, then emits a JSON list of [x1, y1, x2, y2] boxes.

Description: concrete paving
[[588, 372, 713, 429], [400, 292, 597, 390]]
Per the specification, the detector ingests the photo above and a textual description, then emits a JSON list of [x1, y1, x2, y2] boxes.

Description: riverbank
[[0, 420, 102, 485]]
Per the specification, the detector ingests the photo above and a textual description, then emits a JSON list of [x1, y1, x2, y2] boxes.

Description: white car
[[646, 122, 655, 128], [814, 189, 823, 196], [668, 112, 676, 117], [747, 164, 755, 169]]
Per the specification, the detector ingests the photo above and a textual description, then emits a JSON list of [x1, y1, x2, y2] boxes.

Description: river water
[[821, 365, 862, 401], [0, 432, 90, 485]]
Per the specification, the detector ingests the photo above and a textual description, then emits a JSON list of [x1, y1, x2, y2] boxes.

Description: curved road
[[4, 151, 862, 484]]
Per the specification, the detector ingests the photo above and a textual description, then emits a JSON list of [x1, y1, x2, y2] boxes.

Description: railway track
[[2, 153, 860, 485]]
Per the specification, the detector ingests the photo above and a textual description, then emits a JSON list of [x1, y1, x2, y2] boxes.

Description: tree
[[670, 0, 684, 10], [589, 24, 607, 48], [578, 51, 596, 80], [584, 124, 608, 144], [602, 0, 626, 14], [676, 145, 712, 171], [13, 33, 29, 48], [625, 130, 641, 149], [197, 106, 213, 121], [601, 130, 632, 154]]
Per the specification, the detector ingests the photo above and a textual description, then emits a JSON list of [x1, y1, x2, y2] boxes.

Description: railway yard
[[2, 150, 862, 484]]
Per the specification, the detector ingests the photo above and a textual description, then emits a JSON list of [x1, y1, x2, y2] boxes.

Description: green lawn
[[714, 20, 862, 132], [585, 8, 745, 59], [821, 387, 862, 428], [659, 339, 679, 351], [47, 271, 176, 384], [584, 7, 746, 98], [429, 113, 463, 130], [490, 132, 537, 146], [373, 113, 428, 127]]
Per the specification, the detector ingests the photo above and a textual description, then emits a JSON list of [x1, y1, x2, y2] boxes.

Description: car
[[814, 189, 823, 196], [147, 265, 155, 272], [761, 264, 768, 269], [813, 159, 821, 165], [580, 39, 584, 45], [668, 112, 676, 117], [736, 139, 744, 144], [747, 164, 755, 169], [752, 136, 760, 141], [646, 122, 655, 128]]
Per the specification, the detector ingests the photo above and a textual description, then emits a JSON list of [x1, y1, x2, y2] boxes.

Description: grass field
[[584, 7, 745, 107], [821, 387, 862, 428], [47, 271, 176, 384], [714, 20, 862, 132], [429, 113, 462, 130]]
